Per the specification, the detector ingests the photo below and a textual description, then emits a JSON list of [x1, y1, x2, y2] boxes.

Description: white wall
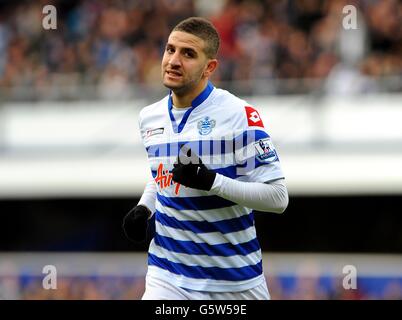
[[0, 94, 401, 198]]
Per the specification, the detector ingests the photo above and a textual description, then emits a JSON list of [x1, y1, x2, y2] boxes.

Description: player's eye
[[184, 50, 195, 58], [166, 46, 174, 54]]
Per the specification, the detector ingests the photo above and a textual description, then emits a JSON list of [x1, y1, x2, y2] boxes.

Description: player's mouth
[[166, 70, 183, 79]]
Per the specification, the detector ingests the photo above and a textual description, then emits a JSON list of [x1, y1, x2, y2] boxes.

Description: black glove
[[171, 146, 216, 191], [122, 205, 151, 243]]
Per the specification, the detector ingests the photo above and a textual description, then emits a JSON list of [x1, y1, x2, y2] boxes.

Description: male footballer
[[123, 17, 288, 300]]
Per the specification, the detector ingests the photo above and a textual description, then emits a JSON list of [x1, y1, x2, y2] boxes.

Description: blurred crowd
[[0, 0, 402, 100], [1, 274, 401, 300]]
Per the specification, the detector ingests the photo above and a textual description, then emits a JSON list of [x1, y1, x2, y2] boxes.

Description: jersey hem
[[147, 265, 265, 293]]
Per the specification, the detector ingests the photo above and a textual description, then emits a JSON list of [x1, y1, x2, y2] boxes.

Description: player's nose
[[168, 51, 181, 68]]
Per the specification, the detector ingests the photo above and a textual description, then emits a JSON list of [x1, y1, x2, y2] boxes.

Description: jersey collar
[[168, 81, 214, 134]]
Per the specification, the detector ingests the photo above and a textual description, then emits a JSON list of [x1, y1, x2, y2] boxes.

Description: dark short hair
[[172, 17, 220, 59]]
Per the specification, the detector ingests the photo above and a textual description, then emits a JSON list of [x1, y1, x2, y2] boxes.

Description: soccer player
[[123, 17, 288, 300]]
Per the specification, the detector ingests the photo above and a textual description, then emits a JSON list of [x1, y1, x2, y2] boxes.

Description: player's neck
[[172, 79, 208, 108]]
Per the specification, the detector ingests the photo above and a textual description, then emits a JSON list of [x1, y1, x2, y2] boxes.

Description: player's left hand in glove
[[122, 205, 151, 243], [172, 146, 216, 191]]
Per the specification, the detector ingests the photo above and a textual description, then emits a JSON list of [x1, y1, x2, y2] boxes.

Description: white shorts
[[142, 273, 271, 300]]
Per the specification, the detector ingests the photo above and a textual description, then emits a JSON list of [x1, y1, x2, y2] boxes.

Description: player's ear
[[203, 59, 218, 78]]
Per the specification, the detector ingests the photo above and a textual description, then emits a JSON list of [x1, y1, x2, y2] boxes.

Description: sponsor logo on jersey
[[245, 106, 264, 128], [145, 127, 164, 138], [154, 163, 181, 195], [197, 116, 216, 135], [254, 138, 277, 162]]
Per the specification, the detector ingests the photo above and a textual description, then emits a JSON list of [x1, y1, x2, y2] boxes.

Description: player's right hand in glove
[[122, 205, 151, 243], [172, 146, 216, 191]]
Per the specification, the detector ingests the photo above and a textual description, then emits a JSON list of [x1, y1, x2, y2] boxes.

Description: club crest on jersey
[[254, 138, 277, 162], [197, 116, 216, 135]]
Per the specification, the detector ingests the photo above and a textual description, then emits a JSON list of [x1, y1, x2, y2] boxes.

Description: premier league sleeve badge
[[254, 138, 278, 162]]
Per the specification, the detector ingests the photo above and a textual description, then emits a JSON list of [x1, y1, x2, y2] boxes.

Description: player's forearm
[[137, 180, 157, 216], [210, 176, 289, 214]]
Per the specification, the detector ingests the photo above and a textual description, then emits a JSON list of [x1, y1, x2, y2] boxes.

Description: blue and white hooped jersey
[[138, 82, 284, 292]]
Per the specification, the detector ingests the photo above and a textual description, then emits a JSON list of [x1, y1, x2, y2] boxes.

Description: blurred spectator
[[382, 280, 402, 300], [0, 0, 401, 100], [3, 273, 399, 300]]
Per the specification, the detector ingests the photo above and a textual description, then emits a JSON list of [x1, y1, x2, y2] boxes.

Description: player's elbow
[[256, 180, 289, 214], [271, 185, 289, 214], [256, 188, 288, 214], [276, 192, 289, 214]]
